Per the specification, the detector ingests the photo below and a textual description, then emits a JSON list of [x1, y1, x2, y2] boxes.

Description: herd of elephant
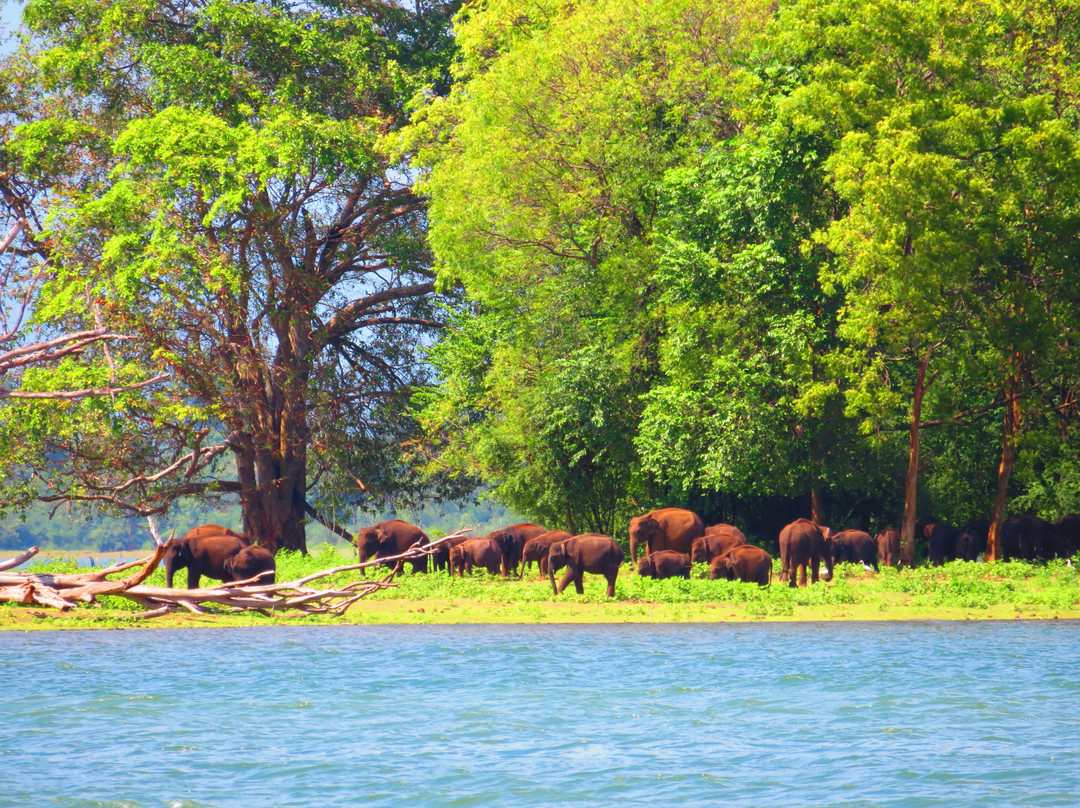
[[159, 508, 1080, 596], [352, 511, 779, 593]]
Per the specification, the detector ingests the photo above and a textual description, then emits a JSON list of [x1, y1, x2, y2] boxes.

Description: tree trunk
[[987, 361, 1023, 562], [809, 434, 825, 525], [900, 353, 932, 567], [234, 436, 309, 555]]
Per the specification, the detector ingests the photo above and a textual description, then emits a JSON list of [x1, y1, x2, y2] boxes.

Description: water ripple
[[2, 622, 1079, 807]]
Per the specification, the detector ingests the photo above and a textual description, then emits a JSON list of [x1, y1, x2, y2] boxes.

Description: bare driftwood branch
[[0, 529, 470, 616], [0, 544, 169, 610], [0, 546, 39, 571]]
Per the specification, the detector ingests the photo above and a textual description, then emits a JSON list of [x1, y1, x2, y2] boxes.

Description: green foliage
[[412, 0, 776, 529]]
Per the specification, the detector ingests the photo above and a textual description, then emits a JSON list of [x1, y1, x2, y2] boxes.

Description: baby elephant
[[449, 538, 503, 576], [691, 532, 747, 564], [637, 550, 692, 580], [520, 530, 572, 578], [876, 527, 900, 568], [828, 530, 879, 572], [223, 545, 276, 584], [548, 534, 624, 598], [709, 545, 772, 586]]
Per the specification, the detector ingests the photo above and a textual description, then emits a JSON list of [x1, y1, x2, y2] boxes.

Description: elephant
[[914, 516, 956, 566], [955, 520, 989, 562], [709, 545, 772, 586], [636, 550, 692, 580], [163, 532, 251, 589], [222, 545, 276, 584], [180, 524, 249, 544], [925, 519, 958, 566], [430, 534, 474, 574], [778, 518, 832, 588], [628, 508, 704, 562], [704, 522, 748, 542], [1056, 514, 1080, 559], [827, 530, 879, 572], [690, 531, 747, 564], [355, 519, 430, 574], [520, 530, 572, 578], [489, 523, 549, 577], [1001, 515, 1054, 561], [876, 527, 900, 568], [449, 538, 503, 576], [548, 534, 624, 598]]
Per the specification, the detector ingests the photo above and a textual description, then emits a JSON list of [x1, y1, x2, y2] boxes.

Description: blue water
[[3, 622, 1079, 807]]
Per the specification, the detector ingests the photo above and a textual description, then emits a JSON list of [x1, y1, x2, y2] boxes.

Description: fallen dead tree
[[0, 530, 468, 618]]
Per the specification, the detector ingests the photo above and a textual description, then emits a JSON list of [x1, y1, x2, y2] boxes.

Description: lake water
[[2, 621, 1079, 807]]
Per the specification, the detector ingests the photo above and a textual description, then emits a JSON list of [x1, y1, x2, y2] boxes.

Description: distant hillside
[[0, 497, 526, 552]]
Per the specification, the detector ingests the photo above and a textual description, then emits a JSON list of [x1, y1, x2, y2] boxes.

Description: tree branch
[[1, 372, 170, 400], [320, 281, 437, 342]]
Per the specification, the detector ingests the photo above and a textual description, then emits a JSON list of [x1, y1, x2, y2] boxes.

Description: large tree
[[0, 0, 461, 551]]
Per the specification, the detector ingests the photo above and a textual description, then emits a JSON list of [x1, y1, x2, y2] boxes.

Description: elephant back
[[704, 522, 747, 542]]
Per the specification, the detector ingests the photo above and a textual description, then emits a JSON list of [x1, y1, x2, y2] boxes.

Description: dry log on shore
[[0, 544, 169, 610], [0, 529, 468, 617]]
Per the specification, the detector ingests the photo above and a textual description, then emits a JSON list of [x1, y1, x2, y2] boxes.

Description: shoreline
[[3, 597, 1079, 630]]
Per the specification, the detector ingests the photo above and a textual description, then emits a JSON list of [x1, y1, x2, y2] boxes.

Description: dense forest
[[0, 0, 1078, 558]]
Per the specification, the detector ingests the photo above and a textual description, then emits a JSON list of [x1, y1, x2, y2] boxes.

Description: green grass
[[3, 548, 1079, 628]]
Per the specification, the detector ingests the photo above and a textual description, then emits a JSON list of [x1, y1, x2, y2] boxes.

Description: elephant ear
[[376, 529, 395, 551]]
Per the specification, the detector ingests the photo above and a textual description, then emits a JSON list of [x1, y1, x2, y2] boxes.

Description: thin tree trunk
[[810, 436, 824, 525], [987, 360, 1023, 562], [811, 485, 824, 526], [900, 353, 933, 567]]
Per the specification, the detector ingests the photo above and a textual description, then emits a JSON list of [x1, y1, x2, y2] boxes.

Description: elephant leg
[[798, 562, 807, 587], [187, 568, 201, 590], [605, 570, 617, 598], [573, 569, 585, 594], [556, 566, 575, 595]]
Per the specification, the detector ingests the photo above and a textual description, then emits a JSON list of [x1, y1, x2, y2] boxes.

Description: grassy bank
[[3, 545, 1079, 629]]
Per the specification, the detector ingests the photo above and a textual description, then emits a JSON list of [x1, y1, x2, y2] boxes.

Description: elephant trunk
[[549, 566, 558, 595], [163, 552, 178, 589], [629, 535, 639, 564]]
